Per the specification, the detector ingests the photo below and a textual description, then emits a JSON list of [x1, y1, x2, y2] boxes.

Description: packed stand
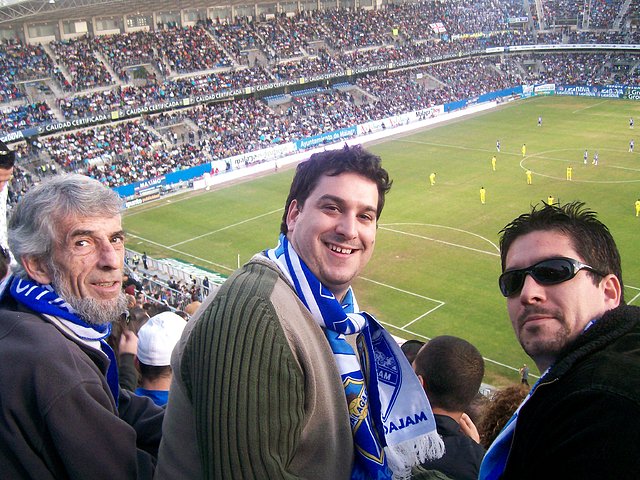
[[315, 8, 395, 51], [542, 0, 582, 26], [253, 15, 312, 60], [527, 52, 615, 84], [272, 50, 344, 80], [588, 0, 624, 29], [49, 36, 114, 91], [93, 31, 158, 81], [0, 40, 55, 82], [56, 66, 273, 120], [154, 24, 232, 74], [207, 17, 264, 62], [425, 57, 522, 99], [41, 120, 162, 179], [0, 102, 56, 132], [183, 99, 292, 160]]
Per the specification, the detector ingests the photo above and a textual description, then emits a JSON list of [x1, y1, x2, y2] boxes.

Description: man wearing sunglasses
[[480, 201, 640, 480]]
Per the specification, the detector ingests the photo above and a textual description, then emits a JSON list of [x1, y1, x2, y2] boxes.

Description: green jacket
[[157, 254, 354, 479]]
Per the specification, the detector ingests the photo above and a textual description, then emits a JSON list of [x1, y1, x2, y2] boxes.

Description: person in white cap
[[135, 311, 186, 406]]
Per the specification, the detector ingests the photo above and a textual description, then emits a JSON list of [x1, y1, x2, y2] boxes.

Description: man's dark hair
[[279, 145, 392, 235], [138, 363, 172, 381], [401, 339, 425, 365], [0, 246, 9, 280], [413, 335, 484, 412], [499, 201, 624, 302], [0, 140, 16, 169], [126, 306, 150, 334]]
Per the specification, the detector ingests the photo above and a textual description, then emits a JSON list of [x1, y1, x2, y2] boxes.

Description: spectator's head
[[413, 335, 484, 413], [401, 339, 425, 364], [0, 245, 10, 281], [0, 140, 16, 191], [8, 174, 126, 325], [127, 305, 150, 334], [498, 201, 623, 371], [477, 384, 528, 449], [137, 311, 186, 380], [281, 145, 392, 299], [184, 300, 201, 317], [146, 302, 171, 318], [125, 293, 136, 309]]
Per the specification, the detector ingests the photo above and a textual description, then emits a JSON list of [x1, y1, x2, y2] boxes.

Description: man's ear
[[285, 199, 301, 233], [22, 256, 52, 285], [601, 274, 622, 309]]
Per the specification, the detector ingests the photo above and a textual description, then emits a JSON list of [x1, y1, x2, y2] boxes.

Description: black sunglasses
[[499, 257, 605, 297]]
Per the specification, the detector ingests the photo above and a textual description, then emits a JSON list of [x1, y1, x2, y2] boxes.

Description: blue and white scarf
[[478, 392, 527, 480], [265, 235, 444, 480], [479, 374, 549, 480], [9, 276, 120, 405]]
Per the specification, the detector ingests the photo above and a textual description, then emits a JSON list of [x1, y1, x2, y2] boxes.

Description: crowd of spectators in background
[[1, 0, 639, 197]]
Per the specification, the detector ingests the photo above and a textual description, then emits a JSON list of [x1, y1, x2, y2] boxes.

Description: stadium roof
[[0, 0, 273, 26]]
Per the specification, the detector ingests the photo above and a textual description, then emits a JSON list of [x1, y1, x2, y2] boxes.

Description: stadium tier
[[0, 0, 638, 205]]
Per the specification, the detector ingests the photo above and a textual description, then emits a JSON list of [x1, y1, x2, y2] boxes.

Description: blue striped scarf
[[9, 276, 120, 405], [265, 235, 444, 480], [480, 370, 552, 480]]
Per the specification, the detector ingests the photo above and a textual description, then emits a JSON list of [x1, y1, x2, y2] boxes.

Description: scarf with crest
[[265, 235, 444, 480], [9, 276, 120, 405]]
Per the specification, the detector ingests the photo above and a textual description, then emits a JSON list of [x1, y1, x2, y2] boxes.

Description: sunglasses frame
[[499, 256, 605, 297]]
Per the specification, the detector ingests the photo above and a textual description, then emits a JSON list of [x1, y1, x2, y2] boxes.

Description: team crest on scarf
[[372, 335, 401, 420]]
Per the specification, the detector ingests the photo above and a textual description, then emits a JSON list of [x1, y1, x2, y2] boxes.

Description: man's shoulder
[[0, 302, 101, 368], [188, 254, 298, 329], [551, 305, 640, 399], [219, 254, 292, 301], [0, 303, 52, 340]]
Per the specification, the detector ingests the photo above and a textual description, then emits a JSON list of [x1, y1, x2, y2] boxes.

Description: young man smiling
[[480, 201, 640, 480], [157, 146, 444, 480]]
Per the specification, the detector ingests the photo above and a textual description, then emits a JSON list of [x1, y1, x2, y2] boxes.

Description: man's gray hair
[[8, 174, 123, 279]]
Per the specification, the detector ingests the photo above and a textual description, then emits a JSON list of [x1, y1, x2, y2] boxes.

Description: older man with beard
[[0, 174, 164, 479]]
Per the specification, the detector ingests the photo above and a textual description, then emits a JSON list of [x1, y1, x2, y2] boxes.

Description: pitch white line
[[127, 232, 236, 272], [383, 222, 500, 252], [626, 285, 640, 305], [169, 208, 281, 247], [571, 99, 608, 113], [377, 319, 525, 373], [380, 226, 500, 256], [360, 277, 445, 328]]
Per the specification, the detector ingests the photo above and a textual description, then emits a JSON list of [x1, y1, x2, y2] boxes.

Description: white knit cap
[[137, 311, 186, 366]]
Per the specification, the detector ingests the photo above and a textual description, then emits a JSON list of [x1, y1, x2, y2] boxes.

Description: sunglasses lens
[[499, 270, 524, 297], [532, 259, 573, 284]]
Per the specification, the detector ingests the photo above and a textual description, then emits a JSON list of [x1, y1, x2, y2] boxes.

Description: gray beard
[[51, 268, 127, 326]]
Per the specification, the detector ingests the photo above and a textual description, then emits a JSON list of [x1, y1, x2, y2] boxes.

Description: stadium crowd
[[0, 0, 638, 196]]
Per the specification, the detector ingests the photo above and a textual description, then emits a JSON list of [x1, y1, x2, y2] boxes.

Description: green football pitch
[[124, 95, 640, 387]]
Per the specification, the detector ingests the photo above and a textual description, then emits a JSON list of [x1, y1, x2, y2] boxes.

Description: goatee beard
[[52, 270, 127, 326]]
